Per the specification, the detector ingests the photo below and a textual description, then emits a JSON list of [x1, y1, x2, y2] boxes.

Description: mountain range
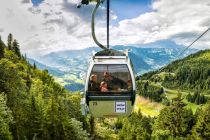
[[28, 40, 198, 91]]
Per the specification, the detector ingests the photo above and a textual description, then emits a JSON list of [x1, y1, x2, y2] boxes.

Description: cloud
[[0, 28, 4, 33], [0, 0, 100, 58], [21, 0, 30, 4], [0, 0, 209, 59], [62, 0, 107, 22], [109, 0, 210, 49]]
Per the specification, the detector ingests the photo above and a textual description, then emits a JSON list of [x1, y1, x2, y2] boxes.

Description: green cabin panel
[[89, 100, 133, 117]]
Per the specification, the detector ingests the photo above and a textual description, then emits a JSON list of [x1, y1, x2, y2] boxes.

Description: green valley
[[135, 49, 210, 116]]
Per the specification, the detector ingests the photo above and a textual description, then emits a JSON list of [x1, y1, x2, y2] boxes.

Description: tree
[[12, 39, 21, 58], [186, 93, 192, 102], [0, 36, 5, 59], [26, 71, 32, 90], [3, 48, 19, 63], [119, 110, 152, 140], [26, 94, 46, 139], [7, 33, 13, 50], [199, 94, 205, 104], [33, 62, 36, 69], [191, 103, 210, 139], [0, 58, 28, 140], [137, 80, 165, 102], [89, 115, 95, 137], [64, 118, 89, 140], [152, 94, 194, 139], [0, 93, 13, 140], [195, 93, 200, 105]]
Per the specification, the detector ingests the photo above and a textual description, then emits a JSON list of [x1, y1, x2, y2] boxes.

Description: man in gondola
[[103, 72, 126, 91], [88, 74, 100, 91]]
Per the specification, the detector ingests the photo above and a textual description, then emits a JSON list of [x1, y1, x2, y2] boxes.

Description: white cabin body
[[83, 53, 136, 117]]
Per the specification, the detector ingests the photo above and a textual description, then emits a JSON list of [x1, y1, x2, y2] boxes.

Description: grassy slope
[[164, 88, 200, 113], [54, 74, 84, 86], [135, 87, 200, 117], [134, 95, 164, 117]]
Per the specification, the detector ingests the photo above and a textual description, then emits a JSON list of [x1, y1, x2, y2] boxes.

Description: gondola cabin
[[84, 50, 136, 117]]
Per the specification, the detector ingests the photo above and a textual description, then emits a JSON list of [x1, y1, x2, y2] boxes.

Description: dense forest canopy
[[0, 34, 90, 140]]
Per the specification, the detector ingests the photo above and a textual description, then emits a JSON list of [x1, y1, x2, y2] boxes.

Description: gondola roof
[[95, 49, 126, 56]]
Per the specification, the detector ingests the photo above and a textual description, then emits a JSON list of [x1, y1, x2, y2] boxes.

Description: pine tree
[[68, 118, 89, 140], [28, 79, 49, 139], [0, 93, 13, 140], [195, 93, 200, 105], [33, 62, 36, 69], [89, 115, 95, 137], [191, 103, 210, 139], [0, 59, 28, 140], [186, 93, 193, 102], [199, 94, 205, 104], [7, 33, 13, 50], [192, 91, 199, 102], [22, 53, 27, 61], [26, 94, 46, 139], [152, 94, 194, 139], [12, 39, 21, 58], [119, 111, 152, 139], [26, 72, 32, 90], [0, 36, 5, 59]]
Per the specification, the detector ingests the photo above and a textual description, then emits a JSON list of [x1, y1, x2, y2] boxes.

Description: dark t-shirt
[[88, 80, 100, 91], [104, 76, 126, 90]]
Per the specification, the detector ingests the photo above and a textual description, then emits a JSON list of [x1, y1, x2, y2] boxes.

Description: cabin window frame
[[87, 64, 133, 95]]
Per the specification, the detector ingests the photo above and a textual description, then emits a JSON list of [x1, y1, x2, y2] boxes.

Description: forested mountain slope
[[120, 50, 210, 139], [139, 49, 210, 93], [0, 35, 90, 139]]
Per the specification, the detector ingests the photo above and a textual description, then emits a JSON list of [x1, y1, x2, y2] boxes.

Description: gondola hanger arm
[[77, 0, 108, 50]]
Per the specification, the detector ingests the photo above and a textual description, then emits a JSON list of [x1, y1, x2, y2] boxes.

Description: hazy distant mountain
[[29, 40, 198, 91], [27, 58, 65, 77]]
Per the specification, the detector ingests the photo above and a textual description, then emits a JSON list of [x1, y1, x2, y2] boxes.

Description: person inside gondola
[[103, 72, 114, 90], [103, 72, 126, 91], [88, 74, 100, 91], [127, 80, 132, 91], [100, 81, 108, 92]]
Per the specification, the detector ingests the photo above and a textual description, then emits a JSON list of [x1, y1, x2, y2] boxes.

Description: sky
[[110, 0, 151, 22], [0, 0, 210, 58]]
